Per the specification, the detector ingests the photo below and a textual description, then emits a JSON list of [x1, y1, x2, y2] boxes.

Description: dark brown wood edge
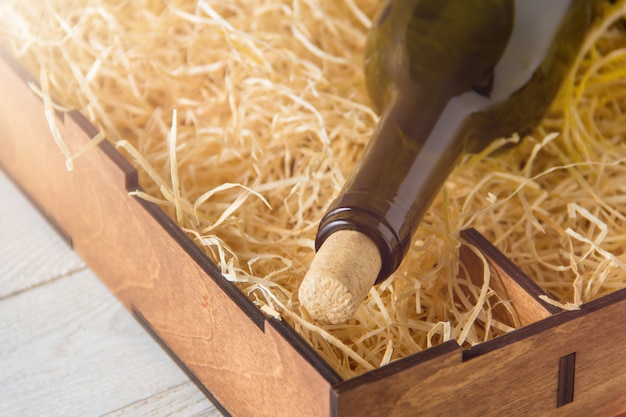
[[267, 318, 342, 384], [460, 227, 562, 315], [131, 307, 233, 417], [0, 47, 134, 192], [0, 167, 73, 248], [68, 110, 139, 193], [17, 43, 626, 409], [69, 85, 275, 336], [135, 194, 342, 390], [331, 340, 461, 394], [0, 47, 67, 122], [0, 45, 268, 330], [464, 286, 626, 360], [134, 195, 267, 331], [138, 193, 342, 383], [0, 47, 138, 194], [0, 45, 344, 385]]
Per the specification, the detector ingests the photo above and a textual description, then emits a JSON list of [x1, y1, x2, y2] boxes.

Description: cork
[[299, 230, 382, 324]]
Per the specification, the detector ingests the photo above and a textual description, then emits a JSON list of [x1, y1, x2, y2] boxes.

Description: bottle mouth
[[315, 205, 408, 284]]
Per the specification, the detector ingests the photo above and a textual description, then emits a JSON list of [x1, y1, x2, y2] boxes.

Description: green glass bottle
[[300, 0, 607, 324]]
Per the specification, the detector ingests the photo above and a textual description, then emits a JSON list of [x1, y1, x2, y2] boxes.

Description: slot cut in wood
[[6, 45, 626, 417], [557, 352, 576, 408]]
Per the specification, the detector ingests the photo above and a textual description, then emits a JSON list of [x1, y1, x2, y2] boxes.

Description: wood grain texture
[[0, 268, 216, 416], [459, 228, 560, 327], [334, 279, 626, 416], [101, 383, 222, 417], [3, 47, 626, 417], [0, 53, 219, 417], [0, 49, 335, 417], [0, 170, 86, 299]]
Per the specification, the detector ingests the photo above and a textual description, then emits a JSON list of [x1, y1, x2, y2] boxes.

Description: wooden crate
[[2, 47, 626, 417]]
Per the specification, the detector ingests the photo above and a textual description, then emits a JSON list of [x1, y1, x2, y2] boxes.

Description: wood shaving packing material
[[1, 0, 626, 379]]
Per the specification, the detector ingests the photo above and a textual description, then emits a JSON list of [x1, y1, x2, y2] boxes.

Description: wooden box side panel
[[459, 228, 561, 327], [335, 291, 626, 417], [0, 50, 336, 417]]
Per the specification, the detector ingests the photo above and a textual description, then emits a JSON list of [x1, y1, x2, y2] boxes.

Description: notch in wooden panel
[[557, 352, 576, 407]]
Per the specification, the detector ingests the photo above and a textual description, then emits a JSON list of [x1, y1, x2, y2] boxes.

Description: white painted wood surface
[[0, 169, 222, 417]]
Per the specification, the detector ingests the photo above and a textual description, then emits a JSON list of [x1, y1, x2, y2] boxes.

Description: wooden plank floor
[[0, 169, 222, 416]]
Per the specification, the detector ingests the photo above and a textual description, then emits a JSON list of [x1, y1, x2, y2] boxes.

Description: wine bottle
[[299, 0, 607, 324]]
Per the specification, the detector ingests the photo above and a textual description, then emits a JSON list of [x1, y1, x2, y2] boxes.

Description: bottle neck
[[316, 0, 602, 284], [316, 92, 465, 283]]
